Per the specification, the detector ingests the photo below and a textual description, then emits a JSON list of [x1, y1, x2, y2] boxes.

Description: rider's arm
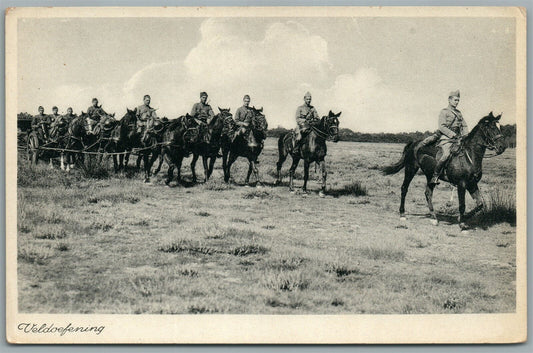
[[438, 110, 457, 138], [295, 107, 306, 125], [460, 118, 469, 136], [191, 103, 199, 117]]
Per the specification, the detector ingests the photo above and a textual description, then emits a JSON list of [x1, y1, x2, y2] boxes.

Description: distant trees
[[266, 124, 517, 148]]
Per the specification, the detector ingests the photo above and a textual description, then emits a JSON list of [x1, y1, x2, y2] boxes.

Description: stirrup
[[429, 176, 440, 185]]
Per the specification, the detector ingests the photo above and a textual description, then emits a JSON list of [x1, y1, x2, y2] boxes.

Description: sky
[[17, 16, 516, 133]]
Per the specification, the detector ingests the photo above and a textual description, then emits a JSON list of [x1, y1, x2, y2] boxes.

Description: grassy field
[[17, 138, 516, 314]]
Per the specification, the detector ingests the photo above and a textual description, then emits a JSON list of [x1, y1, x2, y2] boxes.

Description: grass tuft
[[360, 246, 405, 261], [327, 180, 368, 197], [159, 238, 217, 255], [477, 188, 516, 226], [229, 244, 268, 256], [262, 270, 310, 291]]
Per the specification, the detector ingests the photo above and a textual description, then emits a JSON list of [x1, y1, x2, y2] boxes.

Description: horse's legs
[[153, 154, 164, 176], [288, 157, 300, 192], [176, 155, 184, 183], [302, 161, 310, 193], [124, 152, 130, 168], [252, 160, 259, 185], [399, 165, 419, 219], [201, 155, 209, 182], [190, 154, 199, 183], [319, 160, 327, 197], [424, 181, 438, 225], [136, 154, 142, 170], [466, 183, 484, 217], [49, 157, 54, 169], [225, 152, 238, 183], [222, 149, 229, 182], [245, 161, 253, 185], [276, 144, 288, 185], [207, 156, 216, 180], [457, 185, 467, 228], [60, 153, 65, 171], [143, 153, 150, 183], [162, 151, 174, 185]]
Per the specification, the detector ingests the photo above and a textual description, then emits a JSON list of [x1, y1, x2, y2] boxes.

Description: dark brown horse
[[275, 111, 341, 196], [382, 112, 507, 228], [190, 108, 231, 183], [160, 114, 201, 185], [119, 108, 163, 182], [222, 107, 268, 185]]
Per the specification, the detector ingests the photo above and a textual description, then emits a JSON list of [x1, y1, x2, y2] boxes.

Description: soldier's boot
[[293, 131, 301, 150]]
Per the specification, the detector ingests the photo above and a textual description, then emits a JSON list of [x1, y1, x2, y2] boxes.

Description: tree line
[[267, 125, 517, 148]]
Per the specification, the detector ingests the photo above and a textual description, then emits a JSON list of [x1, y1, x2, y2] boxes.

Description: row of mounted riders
[[23, 107, 506, 227], [24, 107, 343, 190]]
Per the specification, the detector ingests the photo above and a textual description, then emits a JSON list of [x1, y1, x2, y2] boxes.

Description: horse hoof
[[256, 185, 263, 189], [244, 184, 250, 188], [430, 219, 438, 226], [400, 216, 407, 221], [144, 178, 150, 184], [319, 191, 325, 198]]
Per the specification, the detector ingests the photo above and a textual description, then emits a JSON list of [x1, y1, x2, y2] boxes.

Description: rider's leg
[[415, 133, 440, 156], [430, 142, 451, 185]]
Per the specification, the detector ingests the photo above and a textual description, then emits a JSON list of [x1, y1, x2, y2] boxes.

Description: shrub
[[477, 188, 516, 226], [262, 270, 310, 291]]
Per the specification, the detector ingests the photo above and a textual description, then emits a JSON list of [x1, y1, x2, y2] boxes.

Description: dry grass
[[16, 139, 516, 314]]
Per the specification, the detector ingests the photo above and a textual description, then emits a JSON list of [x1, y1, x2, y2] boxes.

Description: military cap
[[243, 94, 250, 100], [92, 98, 98, 102], [52, 106, 58, 110], [449, 90, 460, 98], [67, 107, 73, 111], [200, 92, 208, 98], [304, 91, 312, 98], [143, 94, 151, 99], [38, 106, 44, 110]]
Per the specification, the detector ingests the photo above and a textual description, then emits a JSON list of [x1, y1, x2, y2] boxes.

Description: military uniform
[[431, 98, 469, 184], [86, 105, 107, 134], [233, 105, 252, 140], [63, 113, 77, 124], [31, 113, 51, 141], [294, 103, 319, 144], [191, 102, 215, 124]]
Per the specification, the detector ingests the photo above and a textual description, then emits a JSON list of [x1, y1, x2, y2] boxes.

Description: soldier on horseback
[[294, 91, 320, 150], [64, 107, 77, 123], [50, 106, 61, 125], [191, 92, 215, 143], [31, 105, 50, 141], [415, 90, 469, 186], [136, 94, 158, 143], [86, 98, 108, 134], [233, 94, 252, 142]]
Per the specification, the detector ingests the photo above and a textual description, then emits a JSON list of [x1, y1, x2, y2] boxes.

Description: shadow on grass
[[326, 181, 368, 198]]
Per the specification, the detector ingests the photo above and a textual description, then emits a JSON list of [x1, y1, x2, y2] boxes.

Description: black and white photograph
[[6, 6, 527, 344]]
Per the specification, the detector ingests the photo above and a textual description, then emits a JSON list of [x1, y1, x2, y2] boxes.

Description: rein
[[310, 118, 336, 141]]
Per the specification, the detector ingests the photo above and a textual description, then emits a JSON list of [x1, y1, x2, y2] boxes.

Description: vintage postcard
[[5, 6, 526, 343]]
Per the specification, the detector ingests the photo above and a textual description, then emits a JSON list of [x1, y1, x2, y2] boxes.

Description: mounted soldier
[[86, 98, 108, 134], [191, 92, 215, 143], [415, 90, 469, 186], [50, 106, 61, 125], [233, 94, 253, 142], [31, 105, 50, 141], [136, 94, 158, 143], [63, 107, 77, 124], [294, 91, 320, 150]]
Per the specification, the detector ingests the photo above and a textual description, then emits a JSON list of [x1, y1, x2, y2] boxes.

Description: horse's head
[[250, 106, 268, 132], [473, 111, 507, 155], [322, 110, 341, 142]]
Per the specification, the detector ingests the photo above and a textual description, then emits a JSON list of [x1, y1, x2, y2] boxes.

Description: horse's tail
[[382, 141, 415, 175]]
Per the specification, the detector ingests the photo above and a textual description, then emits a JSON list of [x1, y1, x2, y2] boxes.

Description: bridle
[[478, 122, 504, 152], [311, 116, 338, 141]]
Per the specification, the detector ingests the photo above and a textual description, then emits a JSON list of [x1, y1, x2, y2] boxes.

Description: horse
[[94, 114, 122, 172], [119, 108, 163, 182], [189, 108, 231, 183], [382, 112, 507, 229], [45, 116, 71, 170], [275, 111, 341, 196], [160, 114, 201, 185], [63, 114, 89, 170], [221, 107, 268, 185]]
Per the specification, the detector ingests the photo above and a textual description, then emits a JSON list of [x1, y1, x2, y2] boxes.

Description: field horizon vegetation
[[17, 138, 516, 314]]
